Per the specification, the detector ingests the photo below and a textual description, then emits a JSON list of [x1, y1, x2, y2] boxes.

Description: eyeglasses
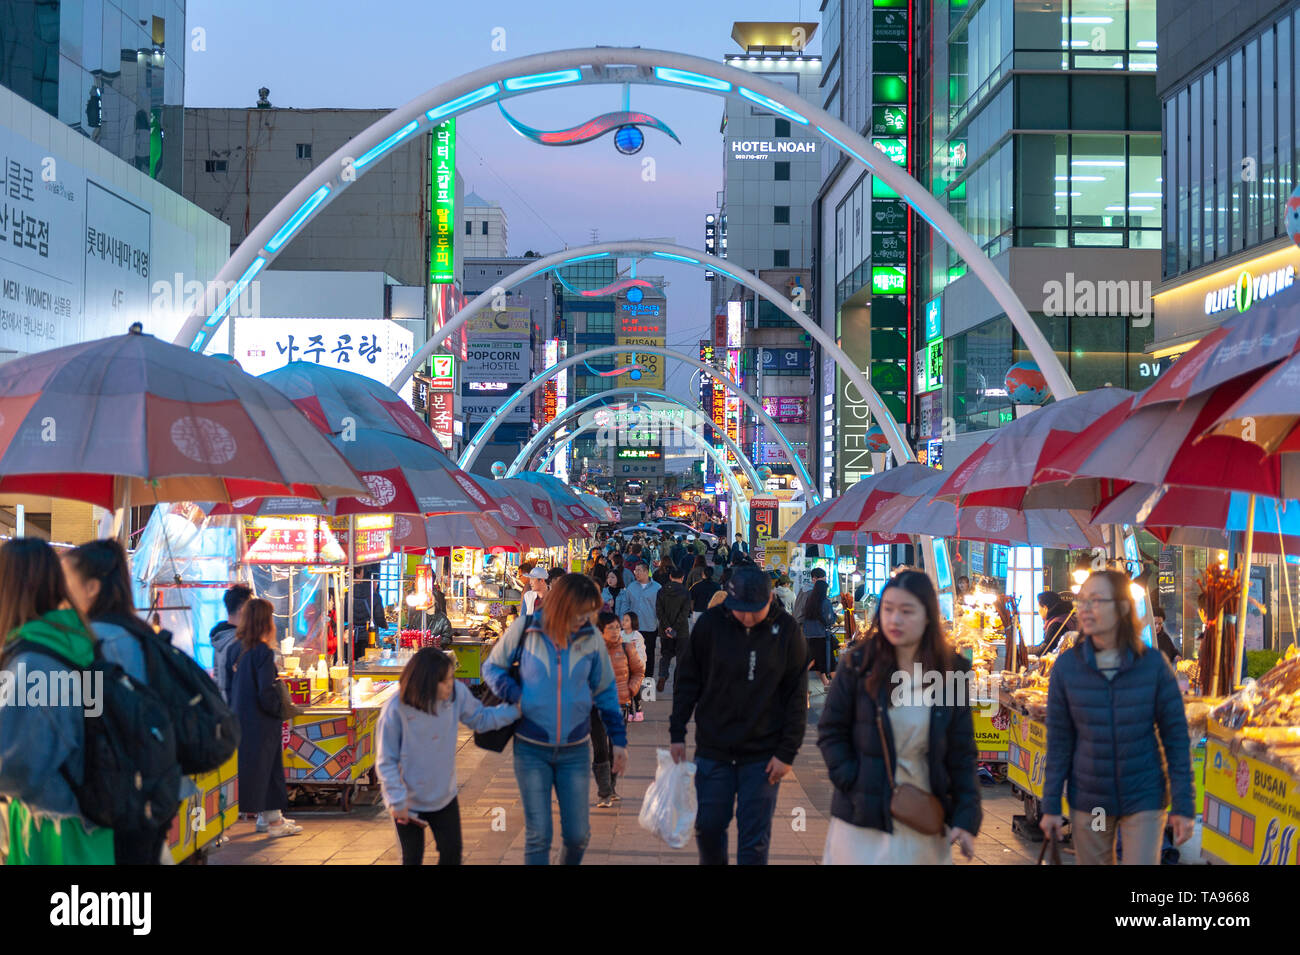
[[1074, 598, 1116, 610]]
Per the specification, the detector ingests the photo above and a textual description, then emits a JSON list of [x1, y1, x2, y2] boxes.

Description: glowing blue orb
[[629, 368, 642, 381], [614, 125, 644, 155], [626, 286, 644, 303], [491, 461, 507, 477]]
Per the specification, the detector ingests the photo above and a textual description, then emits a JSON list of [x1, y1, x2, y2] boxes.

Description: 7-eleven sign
[[430, 354, 455, 390]]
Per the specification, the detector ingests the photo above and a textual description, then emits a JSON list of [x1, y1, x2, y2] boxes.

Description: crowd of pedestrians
[[0, 522, 1195, 869]]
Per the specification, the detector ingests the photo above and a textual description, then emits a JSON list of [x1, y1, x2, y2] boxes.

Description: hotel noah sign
[[1153, 243, 1299, 354]]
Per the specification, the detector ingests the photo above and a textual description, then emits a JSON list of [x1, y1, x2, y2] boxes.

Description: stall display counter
[[281, 681, 399, 811], [167, 754, 239, 864]]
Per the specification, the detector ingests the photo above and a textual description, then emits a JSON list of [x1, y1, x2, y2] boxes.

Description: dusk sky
[[185, 0, 823, 402]]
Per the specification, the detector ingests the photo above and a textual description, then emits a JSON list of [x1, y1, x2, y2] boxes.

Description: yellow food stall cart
[[1201, 652, 1300, 865]]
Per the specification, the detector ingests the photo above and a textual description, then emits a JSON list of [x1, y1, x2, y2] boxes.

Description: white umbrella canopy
[[0, 330, 367, 507], [875, 474, 1106, 550]]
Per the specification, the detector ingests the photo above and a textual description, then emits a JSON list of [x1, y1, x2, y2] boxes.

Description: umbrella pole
[[1233, 494, 1257, 690], [1278, 505, 1298, 648]]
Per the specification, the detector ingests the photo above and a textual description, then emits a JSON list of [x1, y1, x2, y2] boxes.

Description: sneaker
[[267, 821, 303, 837], [596, 795, 614, 808], [255, 816, 297, 832], [632, 711, 644, 722]]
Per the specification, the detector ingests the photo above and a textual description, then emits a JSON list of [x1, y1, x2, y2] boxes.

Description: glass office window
[[1130, 0, 1157, 51], [1071, 315, 1128, 389], [1246, 39, 1261, 248], [1281, 17, 1293, 225], [1189, 81, 1201, 268], [1262, 28, 1277, 241], [1217, 63, 1230, 257], [1231, 50, 1245, 252], [1071, 0, 1126, 54], [1202, 72, 1217, 265], [1071, 133, 1127, 227], [1178, 89, 1190, 268]]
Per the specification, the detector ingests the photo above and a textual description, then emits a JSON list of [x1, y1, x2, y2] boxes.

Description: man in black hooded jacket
[[654, 566, 692, 692], [669, 565, 807, 865]]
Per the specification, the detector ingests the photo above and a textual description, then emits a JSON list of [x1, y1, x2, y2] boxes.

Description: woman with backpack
[[63, 539, 183, 864], [481, 574, 627, 865], [0, 538, 114, 864], [799, 579, 838, 688], [817, 570, 982, 864], [229, 598, 302, 838]]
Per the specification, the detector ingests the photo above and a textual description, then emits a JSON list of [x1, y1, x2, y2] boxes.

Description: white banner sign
[[464, 339, 529, 383], [231, 316, 414, 398], [461, 395, 530, 424]]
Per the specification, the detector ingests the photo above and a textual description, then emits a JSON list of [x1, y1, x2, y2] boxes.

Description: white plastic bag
[[638, 748, 697, 848]]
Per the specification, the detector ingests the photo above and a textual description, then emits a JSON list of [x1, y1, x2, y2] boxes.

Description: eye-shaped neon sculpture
[[498, 102, 681, 155]]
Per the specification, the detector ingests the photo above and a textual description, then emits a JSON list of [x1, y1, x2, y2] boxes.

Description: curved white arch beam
[[175, 47, 1074, 407], [410, 241, 913, 465], [529, 416, 750, 536], [458, 345, 818, 503], [510, 388, 762, 492]]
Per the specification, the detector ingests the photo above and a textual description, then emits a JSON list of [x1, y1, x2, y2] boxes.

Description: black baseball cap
[[725, 564, 772, 613]]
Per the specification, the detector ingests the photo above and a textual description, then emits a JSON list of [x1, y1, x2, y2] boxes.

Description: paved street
[[209, 677, 1049, 866]]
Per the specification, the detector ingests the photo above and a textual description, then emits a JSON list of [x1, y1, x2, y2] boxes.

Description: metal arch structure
[[410, 241, 914, 464], [511, 388, 761, 491], [529, 414, 752, 540], [174, 46, 1075, 408], [457, 345, 819, 503]]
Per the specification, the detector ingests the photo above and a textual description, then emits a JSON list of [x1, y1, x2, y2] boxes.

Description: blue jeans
[[694, 756, 782, 865], [513, 738, 592, 865]]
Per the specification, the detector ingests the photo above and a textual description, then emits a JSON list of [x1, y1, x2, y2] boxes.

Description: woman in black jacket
[[1033, 591, 1076, 655], [817, 570, 981, 864], [230, 598, 302, 837]]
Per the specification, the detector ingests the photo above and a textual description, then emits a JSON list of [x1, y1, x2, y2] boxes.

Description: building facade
[[0, 0, 187, 193], [1151, 0, 1300, 650], [716, 22, 823, 496], [815, 0, 1164, 499], [183, 106, 442, 288], [462, 192, 508, 258]]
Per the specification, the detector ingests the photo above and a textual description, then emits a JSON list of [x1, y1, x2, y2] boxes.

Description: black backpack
[[100, 614, 241, 775], [2, 639, 181, 834], [469, 614, 530, 752]]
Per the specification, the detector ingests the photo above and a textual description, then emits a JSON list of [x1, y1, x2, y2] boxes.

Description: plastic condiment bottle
[[315, 658, 328, 690]]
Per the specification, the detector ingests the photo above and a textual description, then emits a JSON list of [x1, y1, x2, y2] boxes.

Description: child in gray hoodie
[[376, 647, 519, 865]]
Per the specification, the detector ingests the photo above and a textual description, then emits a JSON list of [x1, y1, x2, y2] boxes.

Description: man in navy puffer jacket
[[1040, 571, 1194, 864]]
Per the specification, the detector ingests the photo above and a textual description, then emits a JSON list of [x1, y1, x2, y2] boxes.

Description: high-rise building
[[1152, 0, 1297, 357], [462, 192, 509, 257], [1150, 0, 1300, 654], [816, 0, 1163, 497], [0, 0, 187, 192], [718, 22, 823, 496]]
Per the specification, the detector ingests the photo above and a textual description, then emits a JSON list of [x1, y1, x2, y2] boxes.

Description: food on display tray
[[1212, 650, 1300, 731]]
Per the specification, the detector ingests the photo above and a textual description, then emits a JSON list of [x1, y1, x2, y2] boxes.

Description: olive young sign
[[1204, 264, 1295, 316]]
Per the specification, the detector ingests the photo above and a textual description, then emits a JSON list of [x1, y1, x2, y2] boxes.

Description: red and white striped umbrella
[[0, 331, 366, 507], [935, 389, 1134, 510], [874, 473, 1106, 549], [1203, 349, 1300, 454], [209, 429, 498, 517], [496, 478, 591, 542], [1133, 294, 1300, 410], [486, 485, 564, 549], [1037, 376, 1300, 498], [260, 362, 440, 449], [391, 512, 521, 553], [782, 496, 911, 546], [804, 462, 942, 529]]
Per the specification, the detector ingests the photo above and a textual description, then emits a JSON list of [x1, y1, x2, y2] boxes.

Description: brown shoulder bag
[[876, 708, 946, 835]]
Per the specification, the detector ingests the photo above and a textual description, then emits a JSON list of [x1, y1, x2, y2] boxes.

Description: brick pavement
[[209, 675, 1052, 866]]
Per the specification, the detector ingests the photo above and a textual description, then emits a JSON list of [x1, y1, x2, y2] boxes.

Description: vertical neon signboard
[[430, 119, 457, 284]]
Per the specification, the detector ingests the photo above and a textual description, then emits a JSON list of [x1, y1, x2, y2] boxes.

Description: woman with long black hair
[[818, 570, 981, 864], [0, 538, 111, 864], [799, 578, 837, 687]]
